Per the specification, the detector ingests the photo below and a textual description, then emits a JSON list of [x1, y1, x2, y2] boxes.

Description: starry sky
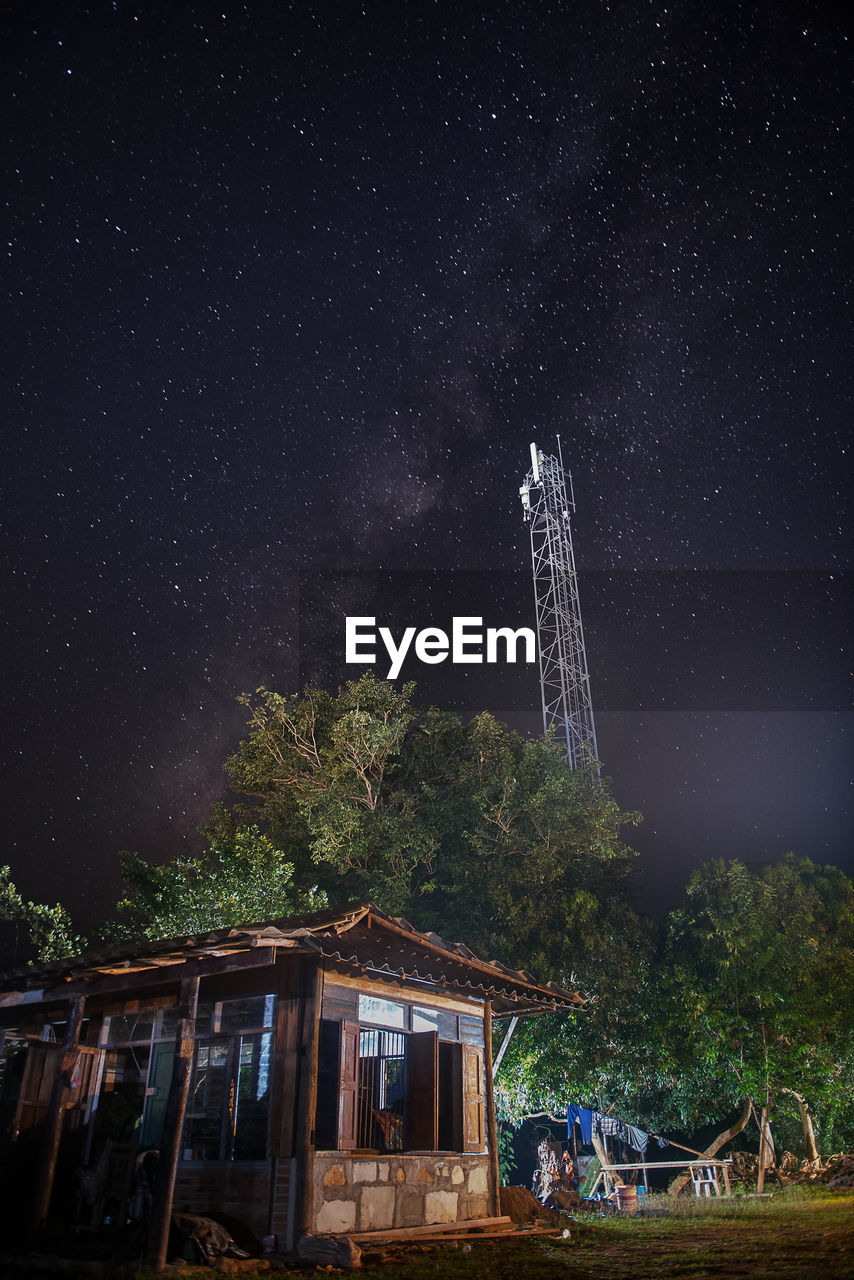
[[2, 0, 850, 937]]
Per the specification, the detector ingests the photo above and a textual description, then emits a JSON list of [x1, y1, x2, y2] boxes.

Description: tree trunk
[[756, 1105, 775, 1194], [591, 1133, 623, 1188], [782, 1089, 819, 1162], [667, 1097, 752, 1198]]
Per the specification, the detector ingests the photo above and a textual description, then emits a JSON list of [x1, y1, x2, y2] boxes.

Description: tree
[[222, 674, 641, 977], [496, 855, 854, 1163], [0, 866, 86, 962], [108, 825, 327, 941], [659, 855, 854, 1157]]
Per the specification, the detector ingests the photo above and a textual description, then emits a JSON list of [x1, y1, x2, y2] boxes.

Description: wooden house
[[0, 902, 581, 1260]]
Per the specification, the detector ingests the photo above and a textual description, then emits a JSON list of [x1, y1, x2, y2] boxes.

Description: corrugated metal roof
[[0, 901, 583, 1015]]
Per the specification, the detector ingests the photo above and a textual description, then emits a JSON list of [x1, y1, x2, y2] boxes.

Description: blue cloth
[[566, 1103, 593, 1145]]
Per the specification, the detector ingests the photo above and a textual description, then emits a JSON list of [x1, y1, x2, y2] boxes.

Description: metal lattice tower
[[519, 440, 599, 770]]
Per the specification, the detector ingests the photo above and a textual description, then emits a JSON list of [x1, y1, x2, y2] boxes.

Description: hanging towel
[[625, 1124, 649, 1154]]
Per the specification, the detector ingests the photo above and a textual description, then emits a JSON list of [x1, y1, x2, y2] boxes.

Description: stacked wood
[[729, 1151, 854, 1189]]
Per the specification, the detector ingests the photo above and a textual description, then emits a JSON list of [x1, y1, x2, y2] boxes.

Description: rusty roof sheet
[[0, 901, 583, 1015]]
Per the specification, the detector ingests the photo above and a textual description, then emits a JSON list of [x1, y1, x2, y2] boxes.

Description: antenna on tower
[[520, 441, 599, 771]]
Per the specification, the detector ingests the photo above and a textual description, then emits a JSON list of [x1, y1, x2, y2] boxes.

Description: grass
[[349, 1191, 853, 1279], [116, 1188, 852, 1280], [10, 1190, 845, 1279]]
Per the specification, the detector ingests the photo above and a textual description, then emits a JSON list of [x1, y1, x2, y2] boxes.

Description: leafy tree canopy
[[220, 673, 641, 978], [0, 865, 86, 963], [659, 854, 854, 1150], [108, 825, 327, 942], [497, 854, 854, 1155]]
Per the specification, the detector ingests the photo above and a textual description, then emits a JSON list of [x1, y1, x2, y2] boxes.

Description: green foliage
[[224, 673, 641, 976], [496, 1120, 516, 1186], [497, 855, 854, 1154], [0, 865, 86, 962], [659, 854, 854, 1151], [108, 825, 327, 941]]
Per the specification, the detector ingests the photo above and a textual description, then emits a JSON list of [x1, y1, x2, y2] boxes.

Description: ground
[[5, 1190, 853, 1277], [349, 1192, 853, 1280]]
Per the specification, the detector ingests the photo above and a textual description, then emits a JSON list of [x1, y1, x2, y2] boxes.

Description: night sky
[[2, 1, 850, 938]]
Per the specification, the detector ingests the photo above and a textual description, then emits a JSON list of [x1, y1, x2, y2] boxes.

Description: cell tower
[[519, 440, 599, 770]]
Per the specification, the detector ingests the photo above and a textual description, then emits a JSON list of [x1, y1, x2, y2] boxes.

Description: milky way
[[2, 1, 850, 933]]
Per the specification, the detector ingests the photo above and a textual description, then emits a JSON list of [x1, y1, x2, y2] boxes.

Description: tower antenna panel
[[520, 441, 599, 770]]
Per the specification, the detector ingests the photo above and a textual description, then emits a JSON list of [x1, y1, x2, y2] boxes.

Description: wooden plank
[[30, 994, 86, 1232], [144, 976, 199, 1270], [268, 956, 301, 1160], [324, 968, 485, 1016], [293, 960, 323, 1238], [483, 1000, 501, 1218], [346, 1216, 513, 1242]]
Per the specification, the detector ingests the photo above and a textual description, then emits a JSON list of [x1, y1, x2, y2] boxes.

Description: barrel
[[616, 1184, 638, 1214]]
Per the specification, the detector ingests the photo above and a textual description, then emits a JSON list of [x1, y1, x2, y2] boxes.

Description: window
[[316, 997, 485, 1156], [356, 1028, 406, 1151], [140, 992, 275, 1162]]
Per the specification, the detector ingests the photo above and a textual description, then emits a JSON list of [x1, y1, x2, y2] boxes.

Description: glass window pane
[[358, 995, 406, 1029], [184, 1039, 230, 1160], [230, 1033, 273, 1160], [155, 1002, 214, 1040], [106, 1011, 155, 1046], [217, 995, 276, 1034], [412, 1007, 439, 1031]]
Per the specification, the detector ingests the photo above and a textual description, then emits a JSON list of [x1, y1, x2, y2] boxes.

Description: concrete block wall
[[312, 1153, 491, 1235]]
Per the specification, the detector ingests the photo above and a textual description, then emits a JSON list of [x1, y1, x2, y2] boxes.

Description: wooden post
[[483, 1001, 501, 1217], [293, 961, 323, 1241], [145, 976, 199, 1271], [30, 995, 86, 1233]]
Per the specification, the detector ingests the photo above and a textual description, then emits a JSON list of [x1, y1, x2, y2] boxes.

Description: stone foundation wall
[[312, 1153, 491, 1235]]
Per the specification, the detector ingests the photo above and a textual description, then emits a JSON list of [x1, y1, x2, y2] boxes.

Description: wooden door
[[337, 1020, 359, 1149], [406, 1031, 438, 1150], [462, 1044, 485, 1152]]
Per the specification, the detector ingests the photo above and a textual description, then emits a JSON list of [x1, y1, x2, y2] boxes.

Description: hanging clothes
[[596, 1113, 622, 1137], [567, 1103, 594, 1146], [626, 1124, 650, 1154], [656, 1135, 670, 1149]]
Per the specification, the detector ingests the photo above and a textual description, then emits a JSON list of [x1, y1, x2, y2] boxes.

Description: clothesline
[[567, 1103, 677, 1156], [525, 1106, 708, 1161]]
